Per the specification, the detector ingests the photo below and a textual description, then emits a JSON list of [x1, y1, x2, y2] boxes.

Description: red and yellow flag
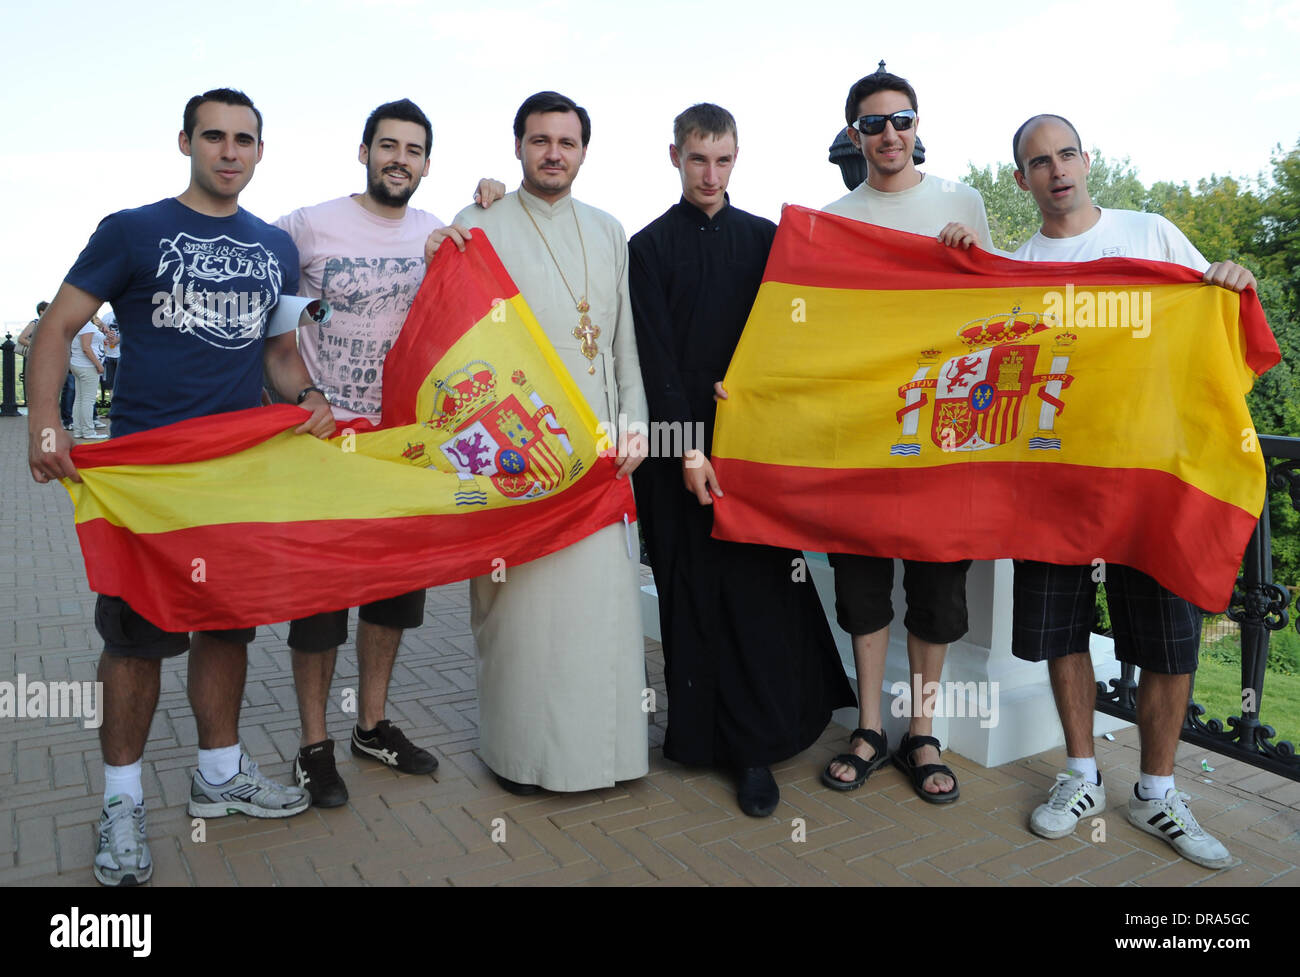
[[711, 206, 1279, 610], [65, 235, 635, 631]]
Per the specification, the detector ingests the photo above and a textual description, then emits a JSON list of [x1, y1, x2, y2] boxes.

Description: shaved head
[[1013, 114, 1082, 171]]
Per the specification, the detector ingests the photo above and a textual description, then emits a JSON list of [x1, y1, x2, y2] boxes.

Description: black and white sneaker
[[294, 739, 349, 808], [351, 720, 438, 775], [1030, 770, 1106, 839], [1127, 785, 1232, 869]]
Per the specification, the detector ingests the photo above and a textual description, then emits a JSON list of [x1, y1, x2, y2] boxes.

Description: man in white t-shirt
[[276, 99, 503, 806], [1009, 114, 1256, 870], [68, 317, 106, 440], [817, 69, 992, 805]]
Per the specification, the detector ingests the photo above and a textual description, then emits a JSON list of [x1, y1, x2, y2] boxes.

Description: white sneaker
[[94, 794, 153, 886], [1127, 785, 1232, 869], [188, 753, 310, 819], [79, 432, 109, 441], [1030, 770, 1106, 839], [94, 419, 107, 428]]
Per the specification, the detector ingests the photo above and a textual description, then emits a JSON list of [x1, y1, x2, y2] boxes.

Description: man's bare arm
[[27, 282, 104, 483], [263, 332, 335, 438]]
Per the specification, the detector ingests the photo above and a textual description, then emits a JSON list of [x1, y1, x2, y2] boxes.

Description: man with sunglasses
[[1009, 113, 1254, 869], [820, 69, 992, 804]]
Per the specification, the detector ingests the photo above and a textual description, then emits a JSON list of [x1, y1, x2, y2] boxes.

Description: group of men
[[24, 69, 1258, 887]]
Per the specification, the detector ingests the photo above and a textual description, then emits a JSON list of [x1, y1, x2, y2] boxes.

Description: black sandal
[[821, 728, 889, 792], [893, 732, 960, 804]]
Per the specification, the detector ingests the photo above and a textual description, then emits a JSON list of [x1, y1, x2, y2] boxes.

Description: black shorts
[[288, 590, 427, 653], [1011, 560, 1202, 675], [827, 554, 971, 644], [95, 595, 255, 660]]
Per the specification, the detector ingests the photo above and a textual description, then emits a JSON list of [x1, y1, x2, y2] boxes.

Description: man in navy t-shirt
[[26, 88, 335, 887]]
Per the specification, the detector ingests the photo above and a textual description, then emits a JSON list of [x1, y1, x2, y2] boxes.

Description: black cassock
[[629, 198, 856, 768]]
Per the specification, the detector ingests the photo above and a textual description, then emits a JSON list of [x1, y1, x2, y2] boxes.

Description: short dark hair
[[844, 70, 918, 126], [673, 103, 738, 150], [513, 91, 591, 147], [183, 88, 262, 141], [36, 301, 49, 315], [362, 98, 433, 155], [1013, 114, 1083, 171]]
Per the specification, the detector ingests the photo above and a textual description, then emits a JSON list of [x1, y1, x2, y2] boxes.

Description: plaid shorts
[[1012, 560, 1202, 675]]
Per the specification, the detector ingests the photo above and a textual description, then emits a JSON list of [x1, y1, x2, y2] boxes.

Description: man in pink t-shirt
[[276, 99, 503, 806]]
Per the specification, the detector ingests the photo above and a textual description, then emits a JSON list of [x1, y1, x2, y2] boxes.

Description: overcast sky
[[4, 0, 1299, 332]]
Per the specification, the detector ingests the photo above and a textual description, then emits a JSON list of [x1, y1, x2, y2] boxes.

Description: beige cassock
[[453, 188, 650, 791]]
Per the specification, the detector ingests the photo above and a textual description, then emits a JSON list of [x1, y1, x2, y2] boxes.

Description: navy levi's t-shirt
[[65, 197, 299, 438]]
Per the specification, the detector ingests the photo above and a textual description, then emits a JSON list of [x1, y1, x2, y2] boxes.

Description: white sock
[[1067, 756, 1099, 785], [1138, 772, 1176, 800], [197, 744, 242, 785], [104, 760, 144, 806]]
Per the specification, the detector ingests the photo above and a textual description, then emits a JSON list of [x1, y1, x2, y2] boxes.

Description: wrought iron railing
[[1095, 434, 1300, 781]]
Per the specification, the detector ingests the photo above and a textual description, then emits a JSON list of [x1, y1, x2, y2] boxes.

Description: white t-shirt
[[101, 310, 121, 359], [824, 173, 994, 250], [1013, 207, 1208, 271], [275, 195, 444, 421], [68, 322, 98, 369]]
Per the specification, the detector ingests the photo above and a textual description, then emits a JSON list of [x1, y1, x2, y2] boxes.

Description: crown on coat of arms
[[958, 307, 1050, 348], [431, 360, 498, 431]]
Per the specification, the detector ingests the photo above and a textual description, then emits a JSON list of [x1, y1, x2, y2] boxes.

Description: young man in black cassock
[[628, 104, 856, 817]]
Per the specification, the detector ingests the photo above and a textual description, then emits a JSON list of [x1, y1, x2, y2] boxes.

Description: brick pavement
[[2, 415, 1298, 886]]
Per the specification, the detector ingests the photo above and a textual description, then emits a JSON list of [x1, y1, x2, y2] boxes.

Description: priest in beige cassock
[[425, 91, 650, 794]]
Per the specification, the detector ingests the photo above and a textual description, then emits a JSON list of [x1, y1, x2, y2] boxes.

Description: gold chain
[[517, 191, 589, 310]]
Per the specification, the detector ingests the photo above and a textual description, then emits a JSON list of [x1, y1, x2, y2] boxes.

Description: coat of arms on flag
[[429, 362, 573, 500], [892, 309, 1076, 456]]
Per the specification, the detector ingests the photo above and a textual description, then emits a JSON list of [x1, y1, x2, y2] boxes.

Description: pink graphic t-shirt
[[276, 196, 443, 421]]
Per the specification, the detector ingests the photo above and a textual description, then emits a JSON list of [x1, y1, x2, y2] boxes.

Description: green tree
[[963, 150, 1153, 252], [961, 161, 1038, 252]]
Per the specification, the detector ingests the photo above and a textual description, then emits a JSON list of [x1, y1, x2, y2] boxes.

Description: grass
[[1192, 620, 1300, 749]]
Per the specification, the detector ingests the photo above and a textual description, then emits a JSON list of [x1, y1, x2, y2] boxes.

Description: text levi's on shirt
[[65, 197, 299, 439]]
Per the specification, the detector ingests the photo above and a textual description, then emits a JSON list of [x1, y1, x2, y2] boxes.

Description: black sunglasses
[[853, 109, 917, 135]]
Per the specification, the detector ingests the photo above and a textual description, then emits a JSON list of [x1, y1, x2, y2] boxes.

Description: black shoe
[[351, 720, 438, 774], [737, 766, 779, 817], [494, 772, 541, 795], [293, 740, 349, 808]]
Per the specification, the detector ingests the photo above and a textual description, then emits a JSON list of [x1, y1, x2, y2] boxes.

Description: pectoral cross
[[573, 300, 600, 374]]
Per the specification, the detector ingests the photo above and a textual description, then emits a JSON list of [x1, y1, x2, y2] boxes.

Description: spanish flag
[[710, 206, 1279, 610], [65, 236, 635, 631]]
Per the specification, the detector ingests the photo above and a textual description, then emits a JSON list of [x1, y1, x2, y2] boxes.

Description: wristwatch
[[296, 385, 329, 405]]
